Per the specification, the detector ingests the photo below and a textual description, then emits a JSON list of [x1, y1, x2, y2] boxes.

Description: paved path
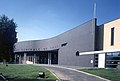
[[35, 64, 110, 81]]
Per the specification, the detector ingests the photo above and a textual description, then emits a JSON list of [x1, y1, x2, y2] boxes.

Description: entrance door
[[51, 53, 58, 64], [38, 53, 48, 64]]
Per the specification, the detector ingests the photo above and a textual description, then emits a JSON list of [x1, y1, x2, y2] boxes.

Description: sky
[[0, 0, 120, 42]]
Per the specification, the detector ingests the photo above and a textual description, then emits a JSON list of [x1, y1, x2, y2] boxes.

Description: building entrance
[[15, 50, 58, 64], [38, 53, 48, 64], [37, 50, 58, 64]]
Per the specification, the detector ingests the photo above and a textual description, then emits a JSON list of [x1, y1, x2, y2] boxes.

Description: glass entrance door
[[38, 53, 48, 64]]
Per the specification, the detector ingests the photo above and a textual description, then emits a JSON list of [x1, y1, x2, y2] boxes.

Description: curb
[[46, 68, 60, 81]]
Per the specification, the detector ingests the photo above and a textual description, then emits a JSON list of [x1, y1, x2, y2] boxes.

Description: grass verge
[[80, 69, 120, 81], [0, 64, 57, 81]]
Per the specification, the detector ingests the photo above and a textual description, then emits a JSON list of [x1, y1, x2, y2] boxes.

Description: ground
[[1, 64, 119, 81], [0, 64, 57, 81]]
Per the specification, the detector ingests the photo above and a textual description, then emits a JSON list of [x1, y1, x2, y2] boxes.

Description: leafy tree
[[0, 15, 17, 62]]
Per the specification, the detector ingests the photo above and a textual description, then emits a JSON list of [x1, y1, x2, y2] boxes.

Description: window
[[76, 51, 79, 56], [29, 57, 30, 61], [61, 43, 67, 47], [111, 27, 114, 46], [29, 56, 33, 61], [106, 52, 120, 68]]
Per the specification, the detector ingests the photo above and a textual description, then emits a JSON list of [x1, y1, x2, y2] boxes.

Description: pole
[[93, 0, 96, 18]]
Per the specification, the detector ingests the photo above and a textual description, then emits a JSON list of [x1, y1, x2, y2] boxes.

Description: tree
[[0, 15, 17, 62]]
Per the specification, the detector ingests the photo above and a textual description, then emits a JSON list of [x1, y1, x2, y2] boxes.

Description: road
[[36, 65, 109, 81]]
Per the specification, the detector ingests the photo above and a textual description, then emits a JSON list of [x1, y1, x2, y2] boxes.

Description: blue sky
[[0, 0, 120, 42]]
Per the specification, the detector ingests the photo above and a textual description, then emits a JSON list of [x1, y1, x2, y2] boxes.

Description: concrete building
[[14, 18, 120, 68]]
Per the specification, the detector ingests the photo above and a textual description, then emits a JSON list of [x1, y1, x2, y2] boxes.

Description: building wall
[[95, 25, 104, 51], [14, 19, 96, 67], [103, 18, 120, 50], [58, 19, 96, 66]]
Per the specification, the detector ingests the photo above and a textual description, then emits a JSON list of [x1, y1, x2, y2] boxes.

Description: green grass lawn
[[80, 69, 120, 81], [0, 64, 57, 81]]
